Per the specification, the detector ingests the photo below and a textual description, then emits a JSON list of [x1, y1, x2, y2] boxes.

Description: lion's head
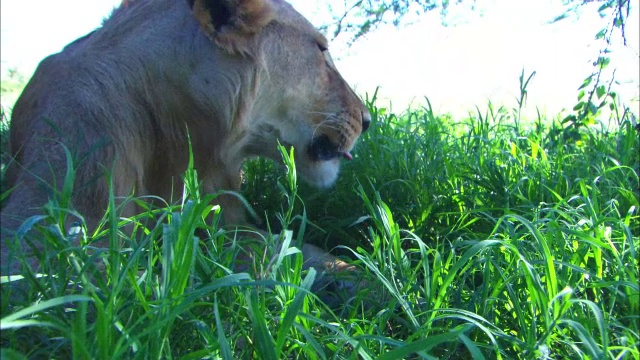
[[186, 0, 371, 188]]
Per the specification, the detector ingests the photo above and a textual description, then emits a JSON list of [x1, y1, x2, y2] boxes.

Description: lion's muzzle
[[308, 110, 370, 162], [308, 135, 345, 161]]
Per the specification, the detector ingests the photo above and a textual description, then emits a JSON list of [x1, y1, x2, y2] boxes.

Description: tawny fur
[[1, 0, 369, 275]]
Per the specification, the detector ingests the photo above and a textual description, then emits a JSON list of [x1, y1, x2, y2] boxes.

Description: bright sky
[[1, 0, 638, 118]]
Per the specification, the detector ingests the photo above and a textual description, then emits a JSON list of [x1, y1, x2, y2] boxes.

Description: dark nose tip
[[361, 111, 371, 132]]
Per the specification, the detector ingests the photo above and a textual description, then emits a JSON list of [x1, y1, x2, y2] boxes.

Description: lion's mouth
[[308, 135, 352, 161]]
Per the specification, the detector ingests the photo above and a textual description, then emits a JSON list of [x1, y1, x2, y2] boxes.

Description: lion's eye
[[318, 43, 328, 52]]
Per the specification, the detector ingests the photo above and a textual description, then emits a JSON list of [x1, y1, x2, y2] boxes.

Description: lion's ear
[[190, 0, 274, 54]]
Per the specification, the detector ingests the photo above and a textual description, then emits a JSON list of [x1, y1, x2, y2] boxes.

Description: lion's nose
[[361, 111, 371, 132]]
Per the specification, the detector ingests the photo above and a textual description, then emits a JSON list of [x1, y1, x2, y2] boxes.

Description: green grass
[[1, 88, 638, 359]]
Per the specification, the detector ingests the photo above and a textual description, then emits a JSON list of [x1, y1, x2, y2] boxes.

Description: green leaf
[[561, 114, 577, 125], [214, 297, 234, 360], [247, 290, 277, 359], [275, 268, 316, 355], [578, 76, 592, 90], [378, 330, 461, 360], [1, 295, 92, 330], [594, 57, 610, 68], [458, 333, 486, 360]]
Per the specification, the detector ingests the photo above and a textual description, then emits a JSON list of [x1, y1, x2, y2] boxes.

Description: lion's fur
[[1, 0, 369, 274]]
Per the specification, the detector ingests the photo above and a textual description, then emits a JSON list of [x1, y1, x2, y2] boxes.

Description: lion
[[0, 0, 370, 277]]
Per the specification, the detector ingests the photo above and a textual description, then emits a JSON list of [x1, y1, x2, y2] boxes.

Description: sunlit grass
[[1, 89, 638, 358]]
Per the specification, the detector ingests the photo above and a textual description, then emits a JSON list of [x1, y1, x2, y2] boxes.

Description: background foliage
[[323, 0, 631, 42], [2, 79, 637, 358]]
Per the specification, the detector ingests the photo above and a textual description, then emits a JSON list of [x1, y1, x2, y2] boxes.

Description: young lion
[[0, 0, 370, 276]]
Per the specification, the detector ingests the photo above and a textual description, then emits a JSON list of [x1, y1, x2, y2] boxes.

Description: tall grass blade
[[247, 289, 277, 359], [275, 268, 316, 354], [1, 295, 91, 330], [214, 296, 234, 360]]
